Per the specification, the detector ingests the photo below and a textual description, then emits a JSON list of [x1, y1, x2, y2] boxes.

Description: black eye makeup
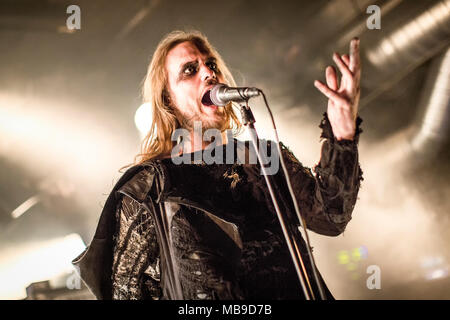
[[178, 57, 220, 80], [205, 59, 218, 72], [181, 61, 199, 77]]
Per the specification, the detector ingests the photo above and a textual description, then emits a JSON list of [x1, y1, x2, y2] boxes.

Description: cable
[[259, 90, 327, 300]]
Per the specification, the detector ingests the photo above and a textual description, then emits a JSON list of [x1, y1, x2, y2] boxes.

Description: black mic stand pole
[[239, 101, 316, 300]]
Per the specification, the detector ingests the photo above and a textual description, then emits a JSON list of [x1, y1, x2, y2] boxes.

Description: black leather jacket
[[72, 113, 363, 300]]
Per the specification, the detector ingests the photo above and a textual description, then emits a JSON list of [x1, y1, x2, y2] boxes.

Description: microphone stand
[[239, 101, 321, 300]]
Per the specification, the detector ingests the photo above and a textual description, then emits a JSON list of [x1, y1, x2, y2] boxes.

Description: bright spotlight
[[134, 102, 153, 138], [0, 233, 86, 299], [11, 195, 41, 219]]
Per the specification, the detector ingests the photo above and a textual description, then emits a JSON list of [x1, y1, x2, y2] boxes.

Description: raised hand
[[314, 38, 361, 141]]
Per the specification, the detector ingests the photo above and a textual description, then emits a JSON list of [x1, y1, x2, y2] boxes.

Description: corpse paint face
[[165, 41, 227, 130]]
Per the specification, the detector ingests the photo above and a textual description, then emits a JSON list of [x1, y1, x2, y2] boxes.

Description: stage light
[[11, 195, 41, 219], [338, 250, 350, 265], [134, 102, 153, 138], [420, 255, 449, 281], [425, 268, 449, 281], [0, 92, 127, 186], [337, 246, 369, 281], [0, 233, 86, 299]]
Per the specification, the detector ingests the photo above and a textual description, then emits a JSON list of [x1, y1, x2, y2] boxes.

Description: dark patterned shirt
[[111, 113, 363, 300]]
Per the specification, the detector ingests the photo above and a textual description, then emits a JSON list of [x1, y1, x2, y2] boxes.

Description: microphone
[[202, 83, 260, 107]]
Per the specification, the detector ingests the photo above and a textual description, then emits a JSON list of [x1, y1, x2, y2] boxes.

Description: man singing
[[72, 30, 363, 300]]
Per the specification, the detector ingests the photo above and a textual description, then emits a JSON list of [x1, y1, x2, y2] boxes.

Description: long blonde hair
[[127, 30, 242, 169]]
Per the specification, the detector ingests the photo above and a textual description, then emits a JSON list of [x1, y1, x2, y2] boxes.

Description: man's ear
[[162, 89, 171, 106]]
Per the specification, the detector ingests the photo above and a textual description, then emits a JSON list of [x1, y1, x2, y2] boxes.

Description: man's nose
[[200, 64, 216, 82]]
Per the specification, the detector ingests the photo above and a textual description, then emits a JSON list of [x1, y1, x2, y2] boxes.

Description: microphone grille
[[210, 83, 228, 107]]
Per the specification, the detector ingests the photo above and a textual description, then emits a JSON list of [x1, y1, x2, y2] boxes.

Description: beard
[[178, 107, 228, 132]]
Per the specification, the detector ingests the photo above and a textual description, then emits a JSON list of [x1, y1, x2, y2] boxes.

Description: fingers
[[314, 80, 348, 106], [342, 54, 350, 66], [325, 66, 338, 91], [333, 52, 353, 79], [349, 37, 361, 75]]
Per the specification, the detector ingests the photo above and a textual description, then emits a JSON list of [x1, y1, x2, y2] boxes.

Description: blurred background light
[[134, 102, 153, 139], [11, 195, 41, 219], [0, 233, 86, 300]]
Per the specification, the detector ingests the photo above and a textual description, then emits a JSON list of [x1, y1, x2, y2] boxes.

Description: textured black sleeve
[[280, 112, 363, 236], [111, 195, 162, 299]]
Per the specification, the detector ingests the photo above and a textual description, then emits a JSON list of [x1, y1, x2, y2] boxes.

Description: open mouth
[[201, 90, 215, 107]]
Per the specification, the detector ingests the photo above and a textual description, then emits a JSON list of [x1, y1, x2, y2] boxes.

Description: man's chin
[[199, 106, 226, 128], [202, 118, 227, 131], [201, 115, 228, 131]]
